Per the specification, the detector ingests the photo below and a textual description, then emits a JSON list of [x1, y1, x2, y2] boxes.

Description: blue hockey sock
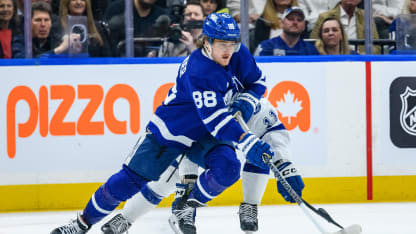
[[188, 169, 227, 203], [82, 166, 148, 225], [188, 145, 240, 203], [82, 184, 119, 225]]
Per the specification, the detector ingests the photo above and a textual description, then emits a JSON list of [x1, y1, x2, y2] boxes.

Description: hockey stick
[[166, 153, 186, 183], [235, 113, 362, 234]]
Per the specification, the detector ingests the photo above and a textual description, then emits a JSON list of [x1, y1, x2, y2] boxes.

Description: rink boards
[[0, 56, 415, 211]]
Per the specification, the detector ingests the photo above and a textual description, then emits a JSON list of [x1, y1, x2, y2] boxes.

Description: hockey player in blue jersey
[[98, 97, 305, 234], [51, 12, 274, 234]]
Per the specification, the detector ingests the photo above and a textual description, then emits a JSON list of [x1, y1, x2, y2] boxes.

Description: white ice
[[0, 202, 414, 234]]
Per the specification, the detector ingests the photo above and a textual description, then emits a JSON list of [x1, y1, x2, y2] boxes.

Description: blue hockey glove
[[230, 91, 260, 122], [275, 160, 304, 203], [238, 132, 273, 170]]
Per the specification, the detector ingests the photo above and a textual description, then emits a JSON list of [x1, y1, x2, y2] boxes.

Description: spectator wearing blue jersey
[[254, 7, 319, 56], [51, 13, 274, 234]]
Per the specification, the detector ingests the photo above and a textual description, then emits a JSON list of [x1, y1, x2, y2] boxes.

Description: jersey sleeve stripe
[[150, 115, 194, 147], [254, 75, 266, 86], [210, 115, 234, 137], [202, 108, 228, 124]]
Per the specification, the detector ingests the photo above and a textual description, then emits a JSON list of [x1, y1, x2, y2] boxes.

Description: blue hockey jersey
[[147, 44, 266, 149]]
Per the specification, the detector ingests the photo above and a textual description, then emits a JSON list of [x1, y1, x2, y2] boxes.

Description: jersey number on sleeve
[[193, 91, 217, 108]]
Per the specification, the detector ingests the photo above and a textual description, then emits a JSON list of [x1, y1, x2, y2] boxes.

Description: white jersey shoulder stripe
[[150, 115, 194, 147]]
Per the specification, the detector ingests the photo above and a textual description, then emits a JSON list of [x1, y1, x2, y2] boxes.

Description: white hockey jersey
[[246, 98, 290, 162]]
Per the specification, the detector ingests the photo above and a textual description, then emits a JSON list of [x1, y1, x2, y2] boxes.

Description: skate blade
[[168, 215, 184, 234], [244, 232, 254, 234], [326, 224, 362, 234]]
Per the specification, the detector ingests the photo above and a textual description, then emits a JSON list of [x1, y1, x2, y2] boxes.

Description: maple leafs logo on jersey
[[179, 56, 189, 78], [276, 90, 303, 124]]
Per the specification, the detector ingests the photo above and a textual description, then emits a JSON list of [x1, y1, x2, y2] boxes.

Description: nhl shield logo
[[399, 86, 416, 136]]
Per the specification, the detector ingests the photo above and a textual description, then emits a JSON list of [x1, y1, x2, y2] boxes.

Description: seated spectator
[[298, 0, 336, 37], [310, 0, 380, 54], [373, 0, 405, 39], [0, 0, 24, 58], [105, 0, 167, 57], [200, 0, 228, 17], [158, 0, 204, 57], [57, 0, 111, 57], [31, 1, 79, 57], [253, 0, 298, 53], [254, 7, 319, 56], [314, 16, 357, 55]]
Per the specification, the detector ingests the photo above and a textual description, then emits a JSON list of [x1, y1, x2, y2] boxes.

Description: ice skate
[[51, 213, 90, 234], [168, 182, 198, 234], [239, 202, 258, 233], [101, 213, 131, 234], [169, 200, 197, 234]]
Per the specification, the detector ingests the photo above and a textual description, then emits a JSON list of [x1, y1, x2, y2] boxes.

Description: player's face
[[211, 39, 236, 67], [69, 0, 86, 16], [321, 19, 342, 48]]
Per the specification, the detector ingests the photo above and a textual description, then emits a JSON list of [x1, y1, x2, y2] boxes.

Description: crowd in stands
[[0, 0, 415, 58]]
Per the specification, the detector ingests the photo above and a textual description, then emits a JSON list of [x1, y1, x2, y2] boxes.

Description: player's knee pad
[[105, 165, 148, 202], [205, 145, 241, 186], [243, 161, 270, 175]]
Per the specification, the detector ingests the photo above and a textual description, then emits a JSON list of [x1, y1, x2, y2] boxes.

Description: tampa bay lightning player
[[51, 12, 274, 234], [98, 97, 305, 234]]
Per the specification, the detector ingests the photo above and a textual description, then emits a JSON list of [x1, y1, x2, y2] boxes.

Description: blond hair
[[59, 0, 103, 46], [402, 0, 416, 14], [262, 0, 298, 29]]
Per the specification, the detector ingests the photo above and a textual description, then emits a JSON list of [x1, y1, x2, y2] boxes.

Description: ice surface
[[0, 202, 414, 234]]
